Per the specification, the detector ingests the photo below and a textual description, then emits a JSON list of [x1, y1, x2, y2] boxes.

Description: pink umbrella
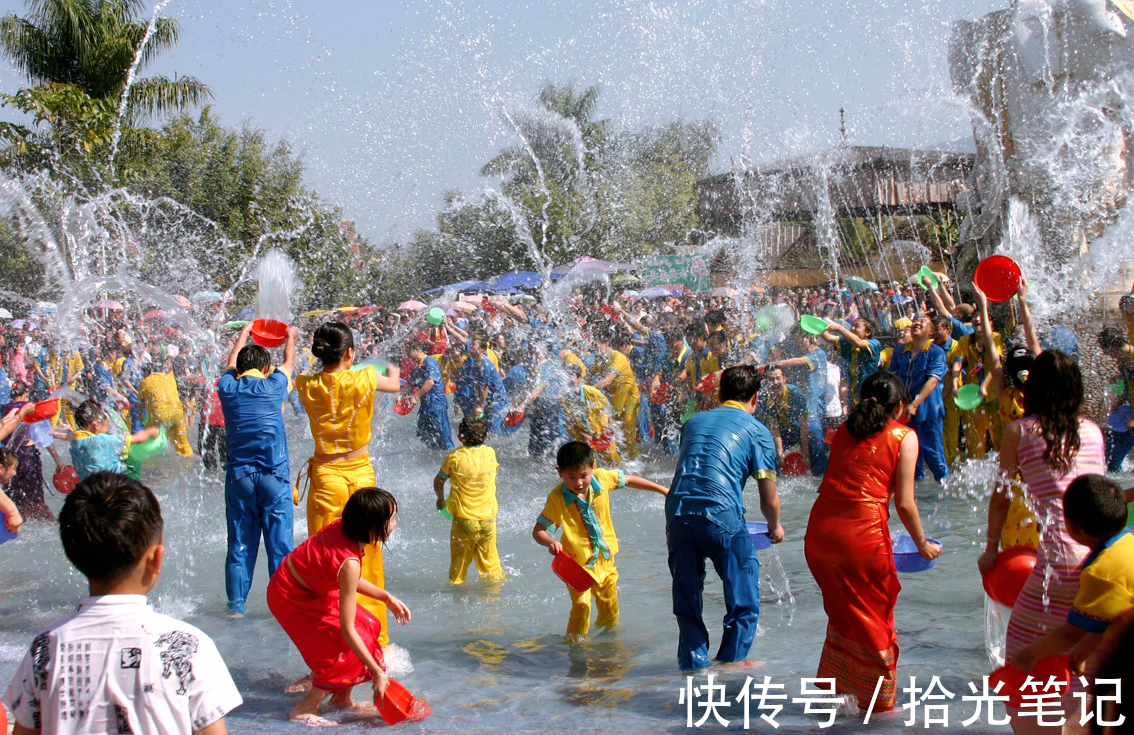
[[93, 300, 124, 310], [171, 295, 192, 308], [396, 300, 426, 311], [143, 309, 167, 320]]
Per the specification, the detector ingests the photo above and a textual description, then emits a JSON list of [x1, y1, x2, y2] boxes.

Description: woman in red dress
[[267, 487, 412, 723], [804, 371, 941, 711]]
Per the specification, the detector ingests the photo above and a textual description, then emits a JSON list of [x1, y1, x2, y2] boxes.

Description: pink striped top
[[1005, 416, 1106, 657]]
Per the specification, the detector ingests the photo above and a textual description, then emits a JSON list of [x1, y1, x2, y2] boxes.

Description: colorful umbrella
[[397, 300, 427, 311], [0, 308, 11, 319], [93, 300, 123, 310], [9, 319, 35, 330], [234, 305, 255, 321], [337, 306, 359, 312], [355, 305, 381, 315], [143, 309, 167, 320], [171, 295, 192, 308], [302, 309, 331, 317]]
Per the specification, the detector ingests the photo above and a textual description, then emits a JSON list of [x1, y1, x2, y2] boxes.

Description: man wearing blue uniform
[[819, 318, 881, 404], [889, 314, 949, 482], [766, 329, 829, 476], [754, 367, 816, 472], [666, 365, 782, 671], [455, 336, 509, 434], [407, 335, 454, 450], [216, 322, 298, 617]]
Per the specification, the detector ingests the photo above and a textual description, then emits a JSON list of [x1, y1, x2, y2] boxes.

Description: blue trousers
[[1106, 429, 1134, 472], [417, 406, 454, 450], [667, 515, 761, 671], [909, 417, 949, 482], [637, 392, 652, 444], [224, 471, 294, 612]]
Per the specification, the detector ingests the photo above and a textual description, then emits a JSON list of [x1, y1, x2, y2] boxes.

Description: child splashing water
[[267, 487, 411, 725]]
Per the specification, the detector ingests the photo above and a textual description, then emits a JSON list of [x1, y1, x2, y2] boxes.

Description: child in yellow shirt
[[435, 417, 503, 585], [532, 441, 668, 638], [1011, 475, 1134, 674]]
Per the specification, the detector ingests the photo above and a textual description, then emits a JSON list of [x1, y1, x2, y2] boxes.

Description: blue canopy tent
[[489, 270, 541, 291], [423, 279, 493, 296]]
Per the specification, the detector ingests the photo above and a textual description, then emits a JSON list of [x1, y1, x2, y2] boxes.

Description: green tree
[[0, 0, 210, 122]]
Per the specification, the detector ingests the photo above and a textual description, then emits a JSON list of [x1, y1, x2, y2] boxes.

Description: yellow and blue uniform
[[410, 355, 453, 450], [941, 336, 965, 467], [455, 355, 509, 434], [591, 347, 640, 460], [1067, 529, 1134, 634], [217, 366, 294, 615], [70, 429, 130, 479], [562, 384, 621, 465], [137, 372, 193, 457], [889, 340, 948, 482], [295, 366, 390, 643], [439, 444, 502, 584], [956, 332, 1004, 459], [537, 467, 626, 636], [837, 336, 882, 404]]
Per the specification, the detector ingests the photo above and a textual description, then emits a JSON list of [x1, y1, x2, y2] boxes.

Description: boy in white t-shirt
[[3, 471, 242, 735]]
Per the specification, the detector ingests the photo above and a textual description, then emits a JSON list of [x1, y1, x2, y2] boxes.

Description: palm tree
[[0, 0, 210, 121], [480, 81, 608, 181]]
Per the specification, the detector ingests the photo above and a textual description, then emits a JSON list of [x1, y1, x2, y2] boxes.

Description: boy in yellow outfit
[[136, 362, 193, 457], [434, 417, 503, 585], [532, 441, 668, 639]]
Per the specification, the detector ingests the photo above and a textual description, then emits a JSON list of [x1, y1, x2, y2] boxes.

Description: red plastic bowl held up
[[23, 398, 59, 423], [503, 410, 525, 427], [973, 255, 1022, 303], [989, 655, 1071, 709], [696, 372, 720, 394], [552, 550, 597, 592], [376, 678, 431, 725], [982, 546, 1037, 608], [250, 318, 288, 348], [393, 397, 414, 415], [588, 428, 614, 452], [651, 383, 673, 405]]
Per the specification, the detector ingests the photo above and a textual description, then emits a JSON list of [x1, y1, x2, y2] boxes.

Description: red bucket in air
[[588, 428, 615, 452], [53, 465, 79, 495], [393, 397, 414, 415], [973, 255, 1022, 303], [552, 550, 597, 592], [782, 451, 807, 477], [250, 318, 288, 348], [503, 410, 525, 427], [23, 399, 59, 423]]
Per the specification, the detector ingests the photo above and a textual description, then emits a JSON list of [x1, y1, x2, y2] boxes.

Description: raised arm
[[1016, 278, 1042, 355], [226, 323, 252, 371], [280, 326, 299, 377], [971, 283, 1005, 393]]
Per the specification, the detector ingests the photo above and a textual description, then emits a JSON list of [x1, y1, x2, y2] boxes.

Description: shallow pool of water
[[0, 405, 1021, 733]]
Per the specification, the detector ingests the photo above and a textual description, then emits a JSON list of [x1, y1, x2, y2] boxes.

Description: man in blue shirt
[[407, 334, 454, 450], [216, 321, 298, 617], [766, 329, 829, 475], [666, 365, 782, 671], [819, 317, 881, 404], [455, 336, 509, 434], [889, 314, 949, 482], [754, 367, 815, 472]]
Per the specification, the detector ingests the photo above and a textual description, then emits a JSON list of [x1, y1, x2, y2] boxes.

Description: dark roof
[[696, 145, 975, 232]]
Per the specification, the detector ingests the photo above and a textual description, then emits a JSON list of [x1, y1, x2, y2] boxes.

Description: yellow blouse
[[295, 366, 379, 455]]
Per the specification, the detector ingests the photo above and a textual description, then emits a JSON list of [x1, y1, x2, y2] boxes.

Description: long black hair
[[311, 322, 354, 365], [341, 487, 398, 545], [1023, 350, 1082, 475], [846, 371, 909, 440]]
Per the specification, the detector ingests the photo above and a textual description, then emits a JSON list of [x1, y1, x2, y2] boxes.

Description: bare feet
[[288, 714, 336, 727], [285, 673, 314, 694]]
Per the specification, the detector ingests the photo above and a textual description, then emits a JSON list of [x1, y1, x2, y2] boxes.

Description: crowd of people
[[0, 265, 1133, 733]]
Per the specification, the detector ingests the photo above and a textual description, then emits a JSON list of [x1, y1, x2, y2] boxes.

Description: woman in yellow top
[[136, 361, 193, 457], [295, 322, 401, 644]]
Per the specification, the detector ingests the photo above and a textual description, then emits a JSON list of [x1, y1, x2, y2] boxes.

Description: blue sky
[[0, 0, 1002, 243]]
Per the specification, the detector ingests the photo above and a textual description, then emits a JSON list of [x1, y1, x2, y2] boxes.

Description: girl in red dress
[[267, 487, 411, 723], [804, 371, 941, 711]]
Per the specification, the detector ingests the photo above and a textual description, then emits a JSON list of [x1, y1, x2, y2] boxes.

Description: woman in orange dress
[[804, 371, 941, 711]]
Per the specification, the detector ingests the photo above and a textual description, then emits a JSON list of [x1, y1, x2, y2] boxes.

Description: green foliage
[[0, 83, 118, 173], [0, 0, 210, 122], [389, 81, 718, 296]]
